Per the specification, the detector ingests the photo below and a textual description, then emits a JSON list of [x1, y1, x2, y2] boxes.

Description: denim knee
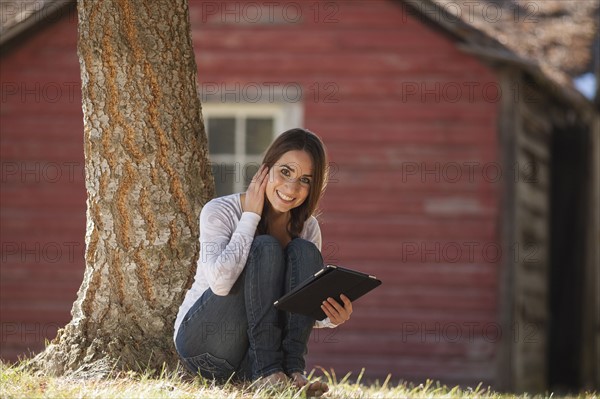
[[286, 238, 323, 270], [286, 238, 317, 253], [246, 234, 285, 274], [253, 234, 281, 249], [247, 235, 284, 271]]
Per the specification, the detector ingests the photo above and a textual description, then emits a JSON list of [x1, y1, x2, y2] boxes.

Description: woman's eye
[[281, 168, 290, 176], [300, 177, 311, 184]]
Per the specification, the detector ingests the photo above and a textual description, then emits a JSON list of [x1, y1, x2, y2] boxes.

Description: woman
[[174, 128, 353, 396]]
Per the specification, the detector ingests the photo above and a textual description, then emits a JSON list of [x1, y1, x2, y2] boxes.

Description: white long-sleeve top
[[173, 193, 336, 341]]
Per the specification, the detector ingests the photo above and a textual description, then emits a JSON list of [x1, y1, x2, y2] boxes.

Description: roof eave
[[399, 0, 597, 116], [0, 0, 75, 48]]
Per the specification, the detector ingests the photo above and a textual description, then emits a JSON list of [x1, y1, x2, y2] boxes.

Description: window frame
[[202, 102, 303, 194]]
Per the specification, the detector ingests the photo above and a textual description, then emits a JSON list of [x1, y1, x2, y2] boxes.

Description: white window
[[202, 103, 303, 196]]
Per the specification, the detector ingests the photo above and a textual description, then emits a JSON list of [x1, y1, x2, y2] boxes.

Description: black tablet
[[273, 264, 382, 320]]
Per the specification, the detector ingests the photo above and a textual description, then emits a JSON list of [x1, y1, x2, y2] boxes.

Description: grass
[[0, 360, 597, 399]]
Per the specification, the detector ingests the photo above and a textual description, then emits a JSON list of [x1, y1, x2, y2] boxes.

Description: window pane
[[208, 118, 235, 154], [245, 118, 273, 155], [211, 163, 235, 196]]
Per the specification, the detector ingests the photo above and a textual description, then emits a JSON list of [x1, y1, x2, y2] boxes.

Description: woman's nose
[[286, 179, 301, 192]]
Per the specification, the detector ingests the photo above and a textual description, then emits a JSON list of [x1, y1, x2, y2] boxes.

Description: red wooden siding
[[1, 0, 501, 387], [191, 0, 500, 385], [0, 7, 86, 361]]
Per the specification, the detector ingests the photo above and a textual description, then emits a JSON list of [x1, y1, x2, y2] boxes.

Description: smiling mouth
[[276, 190, 295, 202]]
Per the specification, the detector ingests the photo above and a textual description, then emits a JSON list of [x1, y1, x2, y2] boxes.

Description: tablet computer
[[273, 264, 382, 320]]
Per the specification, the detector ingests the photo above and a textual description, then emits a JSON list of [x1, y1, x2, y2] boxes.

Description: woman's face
[[265, 150, 313, 214]]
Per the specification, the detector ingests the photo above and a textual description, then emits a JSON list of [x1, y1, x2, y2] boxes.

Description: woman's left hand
[[321, 294, 353, 326]]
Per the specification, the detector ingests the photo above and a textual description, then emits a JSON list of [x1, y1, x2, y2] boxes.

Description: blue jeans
[[175, 235, 323, 381]]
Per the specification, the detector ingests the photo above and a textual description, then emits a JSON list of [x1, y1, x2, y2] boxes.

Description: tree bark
[[31, 0, 213, 377]]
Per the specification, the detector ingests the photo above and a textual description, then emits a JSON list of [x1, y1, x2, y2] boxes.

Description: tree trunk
[[31, 0, 214, 377]]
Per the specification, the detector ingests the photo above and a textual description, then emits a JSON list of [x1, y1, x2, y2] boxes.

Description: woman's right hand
[[245, 164, 269, 216]]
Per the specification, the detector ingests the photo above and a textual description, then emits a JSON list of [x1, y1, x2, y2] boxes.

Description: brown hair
[[257, 128, 328, 238]]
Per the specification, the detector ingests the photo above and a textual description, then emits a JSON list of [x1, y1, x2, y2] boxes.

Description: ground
[[1, 360, 597, 399]]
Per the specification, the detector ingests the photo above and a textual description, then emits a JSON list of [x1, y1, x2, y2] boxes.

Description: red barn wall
[[1, 0, 501, 387], [0, 7, 86, 361], [191, 0, 500, 385]]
